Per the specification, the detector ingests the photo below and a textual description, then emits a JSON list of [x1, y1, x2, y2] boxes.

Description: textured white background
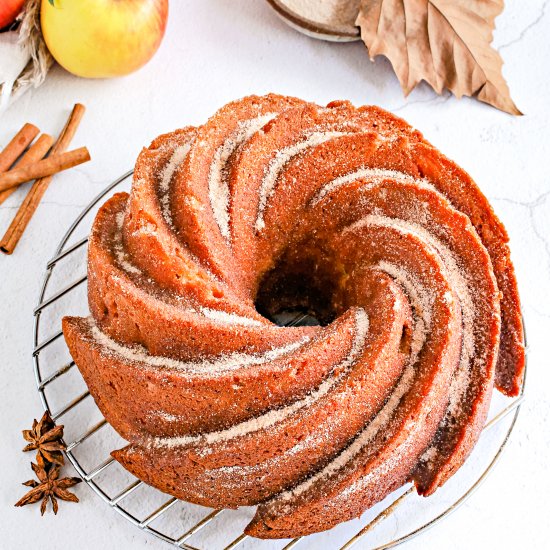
[[1, 1, 549, 549]]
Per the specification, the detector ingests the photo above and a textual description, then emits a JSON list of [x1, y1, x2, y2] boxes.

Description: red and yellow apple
[[40, 0, 169, 78], [0, 0, 25, 28]]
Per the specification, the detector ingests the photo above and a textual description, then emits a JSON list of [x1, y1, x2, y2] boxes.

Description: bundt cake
[[62, 94, 524, 539]]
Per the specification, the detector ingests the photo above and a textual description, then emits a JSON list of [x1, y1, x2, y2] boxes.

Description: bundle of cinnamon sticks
[[0, 104, 90, 254]]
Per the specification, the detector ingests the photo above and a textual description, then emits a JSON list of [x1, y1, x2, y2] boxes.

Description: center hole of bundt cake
[[254, 252, 338, 327]]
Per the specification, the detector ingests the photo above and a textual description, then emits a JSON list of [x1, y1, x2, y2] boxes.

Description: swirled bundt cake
[[62, 94, 524, 539]]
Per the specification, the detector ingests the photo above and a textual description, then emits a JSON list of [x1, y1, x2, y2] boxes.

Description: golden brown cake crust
[[62, 94, 523, 540]]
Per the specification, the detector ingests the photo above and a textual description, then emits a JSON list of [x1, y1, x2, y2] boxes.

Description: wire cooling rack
[[32, 171, 527, 550]]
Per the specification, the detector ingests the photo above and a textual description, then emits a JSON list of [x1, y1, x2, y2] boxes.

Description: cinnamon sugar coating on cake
[[62, 94, 524, 539]]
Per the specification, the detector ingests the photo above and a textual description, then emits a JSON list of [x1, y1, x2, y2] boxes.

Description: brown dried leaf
[[356, 0, 522, 115]]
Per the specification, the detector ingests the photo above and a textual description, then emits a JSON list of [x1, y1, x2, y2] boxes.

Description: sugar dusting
[[350, 214, 476, 421], [198, 307, 263, 327], [202, 427, 333, 485], [209, 114, 276, 240], [158, 141, 193, 227], [113, 211, 141, 275], [311, 167, 418, 206], [111, 209, 264, 328], [89, 100, 500, 518], [151, 309, 369, 448], [255, 131, 349, 231], [147, 411, 185, 423], [276, 361, 416, 502], [89, 318, 309, 377], [334, 415, 420, 502], [419, 445, 438, 467], [376, 261, 432, 365], [266, 209, 481, 506], [272, 260, 434, 504]]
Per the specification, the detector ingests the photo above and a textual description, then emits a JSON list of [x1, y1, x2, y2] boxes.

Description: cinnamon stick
[[0, 104, 86, 255], [0, 147, 90, 194], [0, 134, 54, 205], [0, 123, 39, 173]]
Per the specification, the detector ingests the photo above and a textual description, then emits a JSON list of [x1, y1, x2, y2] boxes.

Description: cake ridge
[[349, 212, 478, 418], [255, 130, 350, 231], [310, 167, 423, 206], [89, 317, 311, 376], [150, 308, 369, 448], [158, 141, 193, 228], [209, 112, 276, 240], [111, 197, 264, 327], [271, 258, 433, 504], [112, 274, 411, 508]]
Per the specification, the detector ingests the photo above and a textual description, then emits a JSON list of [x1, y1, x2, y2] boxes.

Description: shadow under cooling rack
[[32, 171, 527, 550]]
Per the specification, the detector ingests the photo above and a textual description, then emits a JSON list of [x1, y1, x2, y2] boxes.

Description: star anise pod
[[22, 410, 65, 466], [15, 455, 81, 515]]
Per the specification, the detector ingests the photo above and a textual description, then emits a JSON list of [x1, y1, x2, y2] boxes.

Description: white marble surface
[[1, 1, 549, 548]]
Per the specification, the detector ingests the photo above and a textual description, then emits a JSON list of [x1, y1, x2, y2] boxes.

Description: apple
[[0, 0, 25, 28], [40, 0, 169, 78]]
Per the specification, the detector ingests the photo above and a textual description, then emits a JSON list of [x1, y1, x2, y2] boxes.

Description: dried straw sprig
[[0, 0, 53, 109]]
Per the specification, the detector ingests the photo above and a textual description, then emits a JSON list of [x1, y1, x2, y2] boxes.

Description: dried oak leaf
[[14, 455, 81, 515], [356, 0, 522, 115], [22, 410, 65, 466]]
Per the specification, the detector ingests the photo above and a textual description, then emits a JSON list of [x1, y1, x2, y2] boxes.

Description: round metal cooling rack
[[33, 171, 527, 550]]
